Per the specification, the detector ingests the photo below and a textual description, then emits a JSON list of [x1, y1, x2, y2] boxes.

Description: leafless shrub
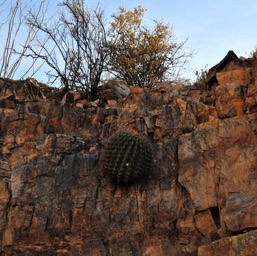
[[0, 0, 50, 79], [27, 0, 109, 100]]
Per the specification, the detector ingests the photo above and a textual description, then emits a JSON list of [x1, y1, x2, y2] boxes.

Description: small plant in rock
[[104, 130, 152, 185], [195, 65, 209, 90]]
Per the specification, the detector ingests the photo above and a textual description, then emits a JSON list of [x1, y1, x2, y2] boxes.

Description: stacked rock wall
[[0, 53, 257, 255]]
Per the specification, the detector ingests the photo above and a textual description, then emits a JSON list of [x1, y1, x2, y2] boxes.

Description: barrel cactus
[[104, 130, 152, 185]]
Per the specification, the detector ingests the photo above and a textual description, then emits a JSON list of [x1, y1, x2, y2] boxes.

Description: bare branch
[[0, 0, 51, 79], [26, 0, 109, 99]]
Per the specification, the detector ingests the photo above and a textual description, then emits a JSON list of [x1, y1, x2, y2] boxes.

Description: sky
[[96, 0, 257, 80], [1, 0, 257, 83]]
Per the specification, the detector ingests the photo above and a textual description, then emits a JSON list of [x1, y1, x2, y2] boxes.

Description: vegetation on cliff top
[[0, 0, 191, 100]]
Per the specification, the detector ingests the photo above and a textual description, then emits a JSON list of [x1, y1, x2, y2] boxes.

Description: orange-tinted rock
[[2, 50, 257, 255], [198, 230, 257, 256], [129, 85, 144, 94], [61, 90, 81, 105], [143, 245, 163, 256], [154, 82, 172, 93], [194, 209, 218, 235], [177, 214, 201, 236], [98, 80, 130, 100], [178, 127, 218, 210], [216, 67, 251, 85], [76, 99, 92, 108], [106, 99, 118, 108], [215, 82, 245, 118], [223, 193, 257, 232], [207, 50, 252, 89]]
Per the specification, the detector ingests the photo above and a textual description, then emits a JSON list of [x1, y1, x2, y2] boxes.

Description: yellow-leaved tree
[[108, 6, 191, 88]]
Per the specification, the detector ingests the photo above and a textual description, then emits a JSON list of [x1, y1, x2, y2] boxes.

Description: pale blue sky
[[96, 0, 257, 79], [1, 0, 257, 82]]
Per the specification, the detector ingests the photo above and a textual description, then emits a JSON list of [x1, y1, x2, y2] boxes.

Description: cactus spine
[[104, 131, 152, 184]]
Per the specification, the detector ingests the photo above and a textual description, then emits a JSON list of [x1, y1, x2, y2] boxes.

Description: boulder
[[98, 80, 130, 100]]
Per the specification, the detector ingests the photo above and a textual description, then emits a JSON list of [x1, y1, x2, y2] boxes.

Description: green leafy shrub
[[104, 130, 152, 184]]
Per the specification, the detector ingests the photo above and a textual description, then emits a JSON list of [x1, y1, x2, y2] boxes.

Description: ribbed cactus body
[[104, 131, 152, 184]]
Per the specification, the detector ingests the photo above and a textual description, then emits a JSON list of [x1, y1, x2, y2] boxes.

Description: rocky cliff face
[[1, 52, 257, 255]]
